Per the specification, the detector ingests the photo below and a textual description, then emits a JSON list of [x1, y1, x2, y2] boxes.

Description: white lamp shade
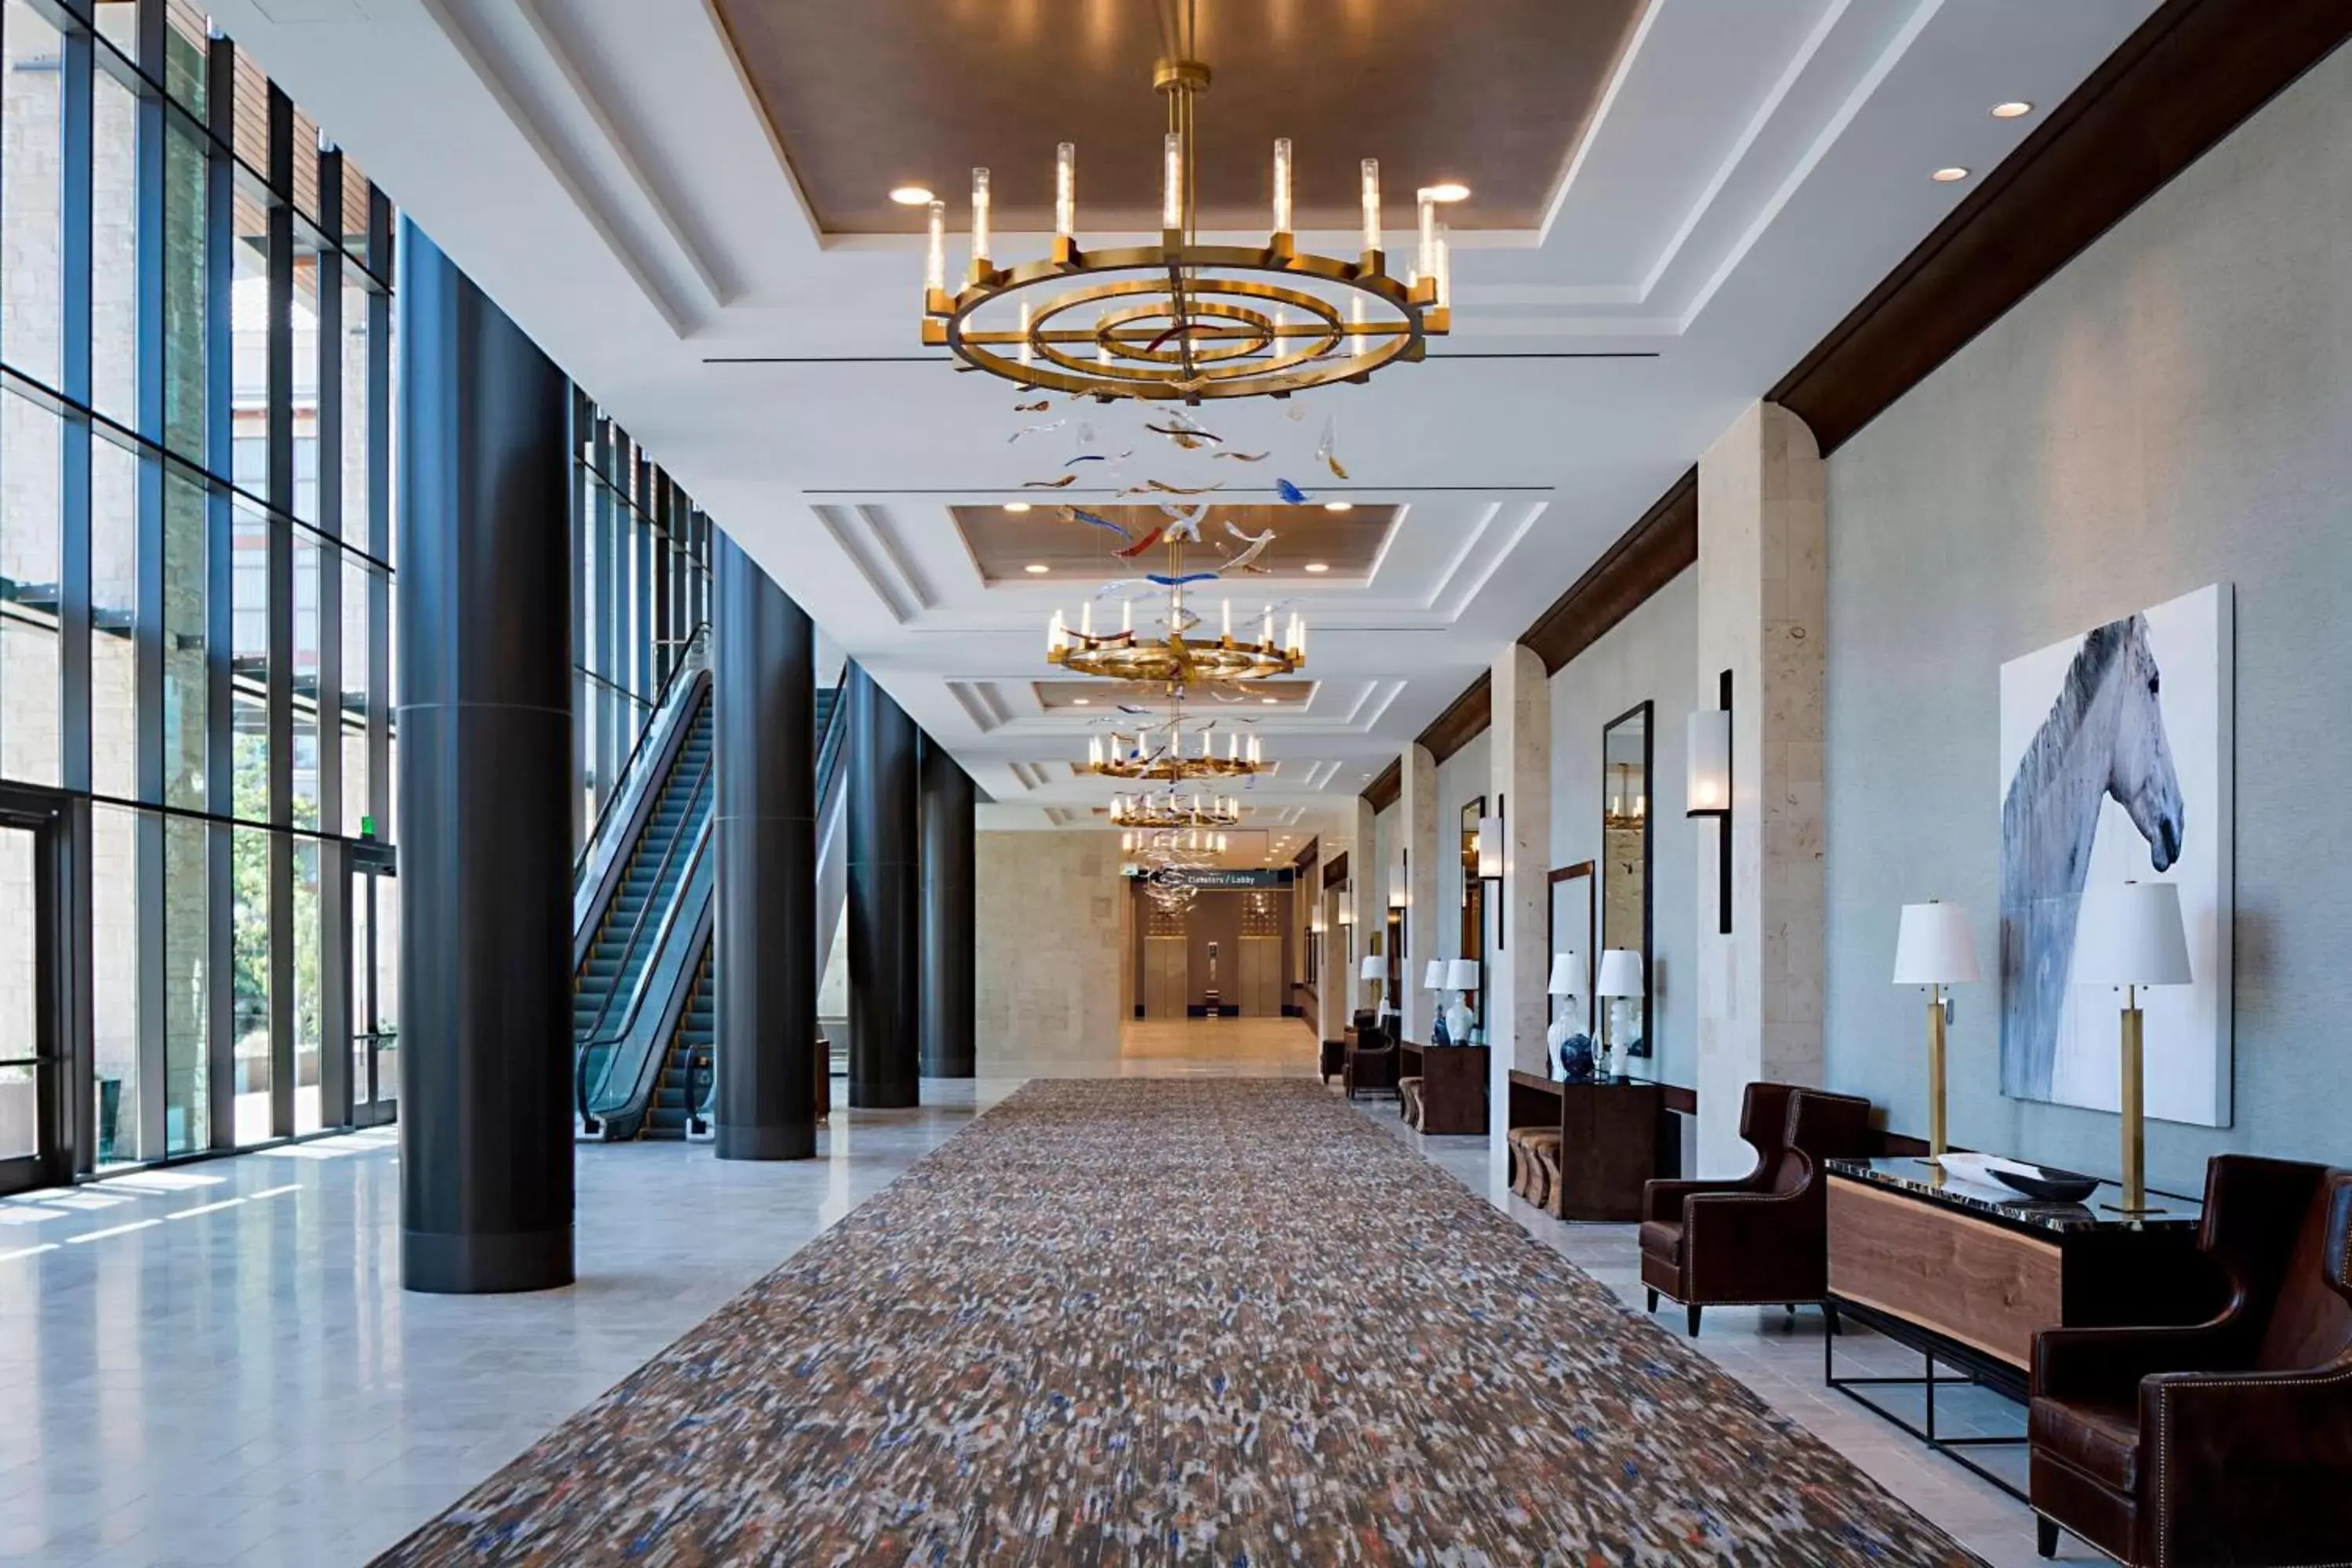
[[1595, 949, 1644, 997], [1359, 955, 1388, 982], [1422, 960, 1448, 989], [1686, 709, 1732, 816], [1388, 858, 1408, 908], [1892, 902, 1980, 985], [2073, 881, 2192, 987], [1475, 816, 1502, 879], [1445, 958, 1481, 992], [1546, 953, 1581, 996]]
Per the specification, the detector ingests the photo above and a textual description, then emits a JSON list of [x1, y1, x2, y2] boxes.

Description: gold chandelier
[[1109, 788, 1243, 830], [917, 2, 1453, 404], [1087, 724, 1263, 782], [1050, 534, 1305, 684]]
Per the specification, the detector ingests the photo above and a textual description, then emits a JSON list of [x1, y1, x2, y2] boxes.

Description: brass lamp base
[[1911, 988, 1949, 1171], [2098, 998, 2165, 1216]]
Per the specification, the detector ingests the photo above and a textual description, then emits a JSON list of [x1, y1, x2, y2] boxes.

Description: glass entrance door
[[0, 804, 64, 1196], [348, 858, 399, 1128]]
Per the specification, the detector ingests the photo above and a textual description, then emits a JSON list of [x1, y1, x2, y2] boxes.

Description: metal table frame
[[1825, 1295, 2031, 1504]]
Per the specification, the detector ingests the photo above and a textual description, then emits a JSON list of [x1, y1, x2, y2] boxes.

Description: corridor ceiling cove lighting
[[916, 0, 1452, 403]]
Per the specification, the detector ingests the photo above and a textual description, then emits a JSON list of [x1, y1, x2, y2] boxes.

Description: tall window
[[0, 0, 393, 1167], [568, 390, 711, 855]]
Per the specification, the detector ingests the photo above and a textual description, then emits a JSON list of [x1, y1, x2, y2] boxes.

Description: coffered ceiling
[[205, 0, 2163, 840], [956, 504, 1397, 583], [708, 0, 1646, 234]]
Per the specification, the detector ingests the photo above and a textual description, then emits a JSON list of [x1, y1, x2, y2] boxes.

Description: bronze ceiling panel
[[712, 0, 1648, 234], [955, 502, 1394, 583]]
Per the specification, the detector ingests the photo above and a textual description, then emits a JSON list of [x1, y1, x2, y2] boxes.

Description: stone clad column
[[1696, 400, 1827, 1175], [713, 533, 816, 1160], [1488, 645, 1551, 1120], [846, 664, 920, 1106], [394, 223, 572, 1294], [1397, 743, 1439, 1044], [918, 739, 976, 1078]]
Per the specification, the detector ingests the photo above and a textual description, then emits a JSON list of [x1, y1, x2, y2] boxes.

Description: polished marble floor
[[0, 1022, 2111, 1566]]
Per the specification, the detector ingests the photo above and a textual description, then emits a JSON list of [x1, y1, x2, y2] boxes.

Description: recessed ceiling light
[[1989, 101, 2033, 120], [1024, 562, 1050, 574], [1072, 698, 1090, 706], [1004, 502, 1033, 513], [1261, 697, 1279, 706], [1323, 500, 1353, 513], [1932, 166, 1971, 183], [888, 184, 935, 205], [1304, 561, 1330, 574], [1423, 182, 1471, 203]]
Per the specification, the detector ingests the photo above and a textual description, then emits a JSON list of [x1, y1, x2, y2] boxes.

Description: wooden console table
[[1404, 1044, 1488, 1134], [1506, 1070, 1671, 1221], [1824, 1158, 2221, 1500]]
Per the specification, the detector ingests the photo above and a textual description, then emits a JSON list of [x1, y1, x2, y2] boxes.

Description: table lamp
[[1359, 954, 1388, 1019], [2072, 880, 2190, 1215], [1444, 957, 1480, 1045], [1890, 901, 1980, 1161], [1545, 952, 1584, 1076], [1595, 949, 1643, 1075]]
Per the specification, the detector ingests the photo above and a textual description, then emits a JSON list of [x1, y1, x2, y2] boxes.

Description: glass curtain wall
[[0, 0, 393, 1168], [569, 390, 710, 857]]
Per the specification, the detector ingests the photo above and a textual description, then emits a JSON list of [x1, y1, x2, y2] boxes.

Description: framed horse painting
[[1997, 582, 2233, 1127]]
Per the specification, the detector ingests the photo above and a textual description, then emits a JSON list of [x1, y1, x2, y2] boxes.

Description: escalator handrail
[[572, 744, 714, 1129], [579, 749, 711, 1050], [574, 622, 710, 887], [575, 812, 713, 1130], [574, 818, 710, 1133], [688, 679, 848, 1127]]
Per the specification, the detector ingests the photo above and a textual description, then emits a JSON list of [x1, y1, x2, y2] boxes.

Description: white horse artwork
[[1997, 585, 2233, 1125]]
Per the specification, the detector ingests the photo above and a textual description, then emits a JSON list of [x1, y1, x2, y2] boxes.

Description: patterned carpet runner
[[377, 1079, 1982, 1565]]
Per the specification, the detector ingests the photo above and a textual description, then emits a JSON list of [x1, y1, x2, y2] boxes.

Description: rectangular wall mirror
[[1546, 862, 1595, 1079], [1602, 702, 1653, 1065], [1458, 797, 1485, 1040]]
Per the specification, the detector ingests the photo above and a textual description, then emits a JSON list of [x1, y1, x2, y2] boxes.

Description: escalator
[[572, 659, 847, 1142]]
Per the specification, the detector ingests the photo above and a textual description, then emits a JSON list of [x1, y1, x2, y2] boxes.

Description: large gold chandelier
[[917, 2, 1452, 404], [1051, 532, 1304, 684]]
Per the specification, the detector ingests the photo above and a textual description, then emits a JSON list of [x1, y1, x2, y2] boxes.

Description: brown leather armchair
[[2029, 1155, 2352, 1566], [1342, 1025, 1399, 1100], [1639, 1082, 1875, 1335]]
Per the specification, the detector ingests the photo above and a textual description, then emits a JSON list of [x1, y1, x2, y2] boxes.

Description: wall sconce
[[1475, 796, 1504, 948], [1686, 670, 1732, 934], [1388, 854, 1408, 910]]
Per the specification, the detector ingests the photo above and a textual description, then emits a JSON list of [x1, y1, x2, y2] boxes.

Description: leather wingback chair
[[1342, 1025, 1399, 1100], [2030, 1155, 2352, 1567], [1639, 1083, 1875, 1335]]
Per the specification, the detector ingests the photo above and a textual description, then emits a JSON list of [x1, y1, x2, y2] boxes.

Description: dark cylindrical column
[[394, 222, 573, 1294], [846, 663, 920, 1107], [919, 739, 976, 1077], [713, 534, 816, 1160]]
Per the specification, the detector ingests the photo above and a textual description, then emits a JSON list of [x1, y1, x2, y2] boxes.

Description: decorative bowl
[[1990, 1162, 2100, 1204]]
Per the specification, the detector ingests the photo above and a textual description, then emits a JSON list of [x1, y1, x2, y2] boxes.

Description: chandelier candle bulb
[[1249, 735, 1261, 763], [970, 167, 992, 273], [1047, 609, 1064, 654], [924, 199, 946, 297], [1163, 132, 1185, 232], [1017, 299, 1033, 367], [1272, 138, 1294, 234], [1089, 736, 1103, 768], [1080, 601, 1093, 638], [1221, 600, 1232, 641], [1261, 605, 1274, 646], [1435, 222, 1451, 308], [1054, 141, 1076, 241], [1417, 192, 1438, 284], [1120, 598, 1131, 634], [1360, 159, 1381, 254], [1227, 734, 1238, 761]]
